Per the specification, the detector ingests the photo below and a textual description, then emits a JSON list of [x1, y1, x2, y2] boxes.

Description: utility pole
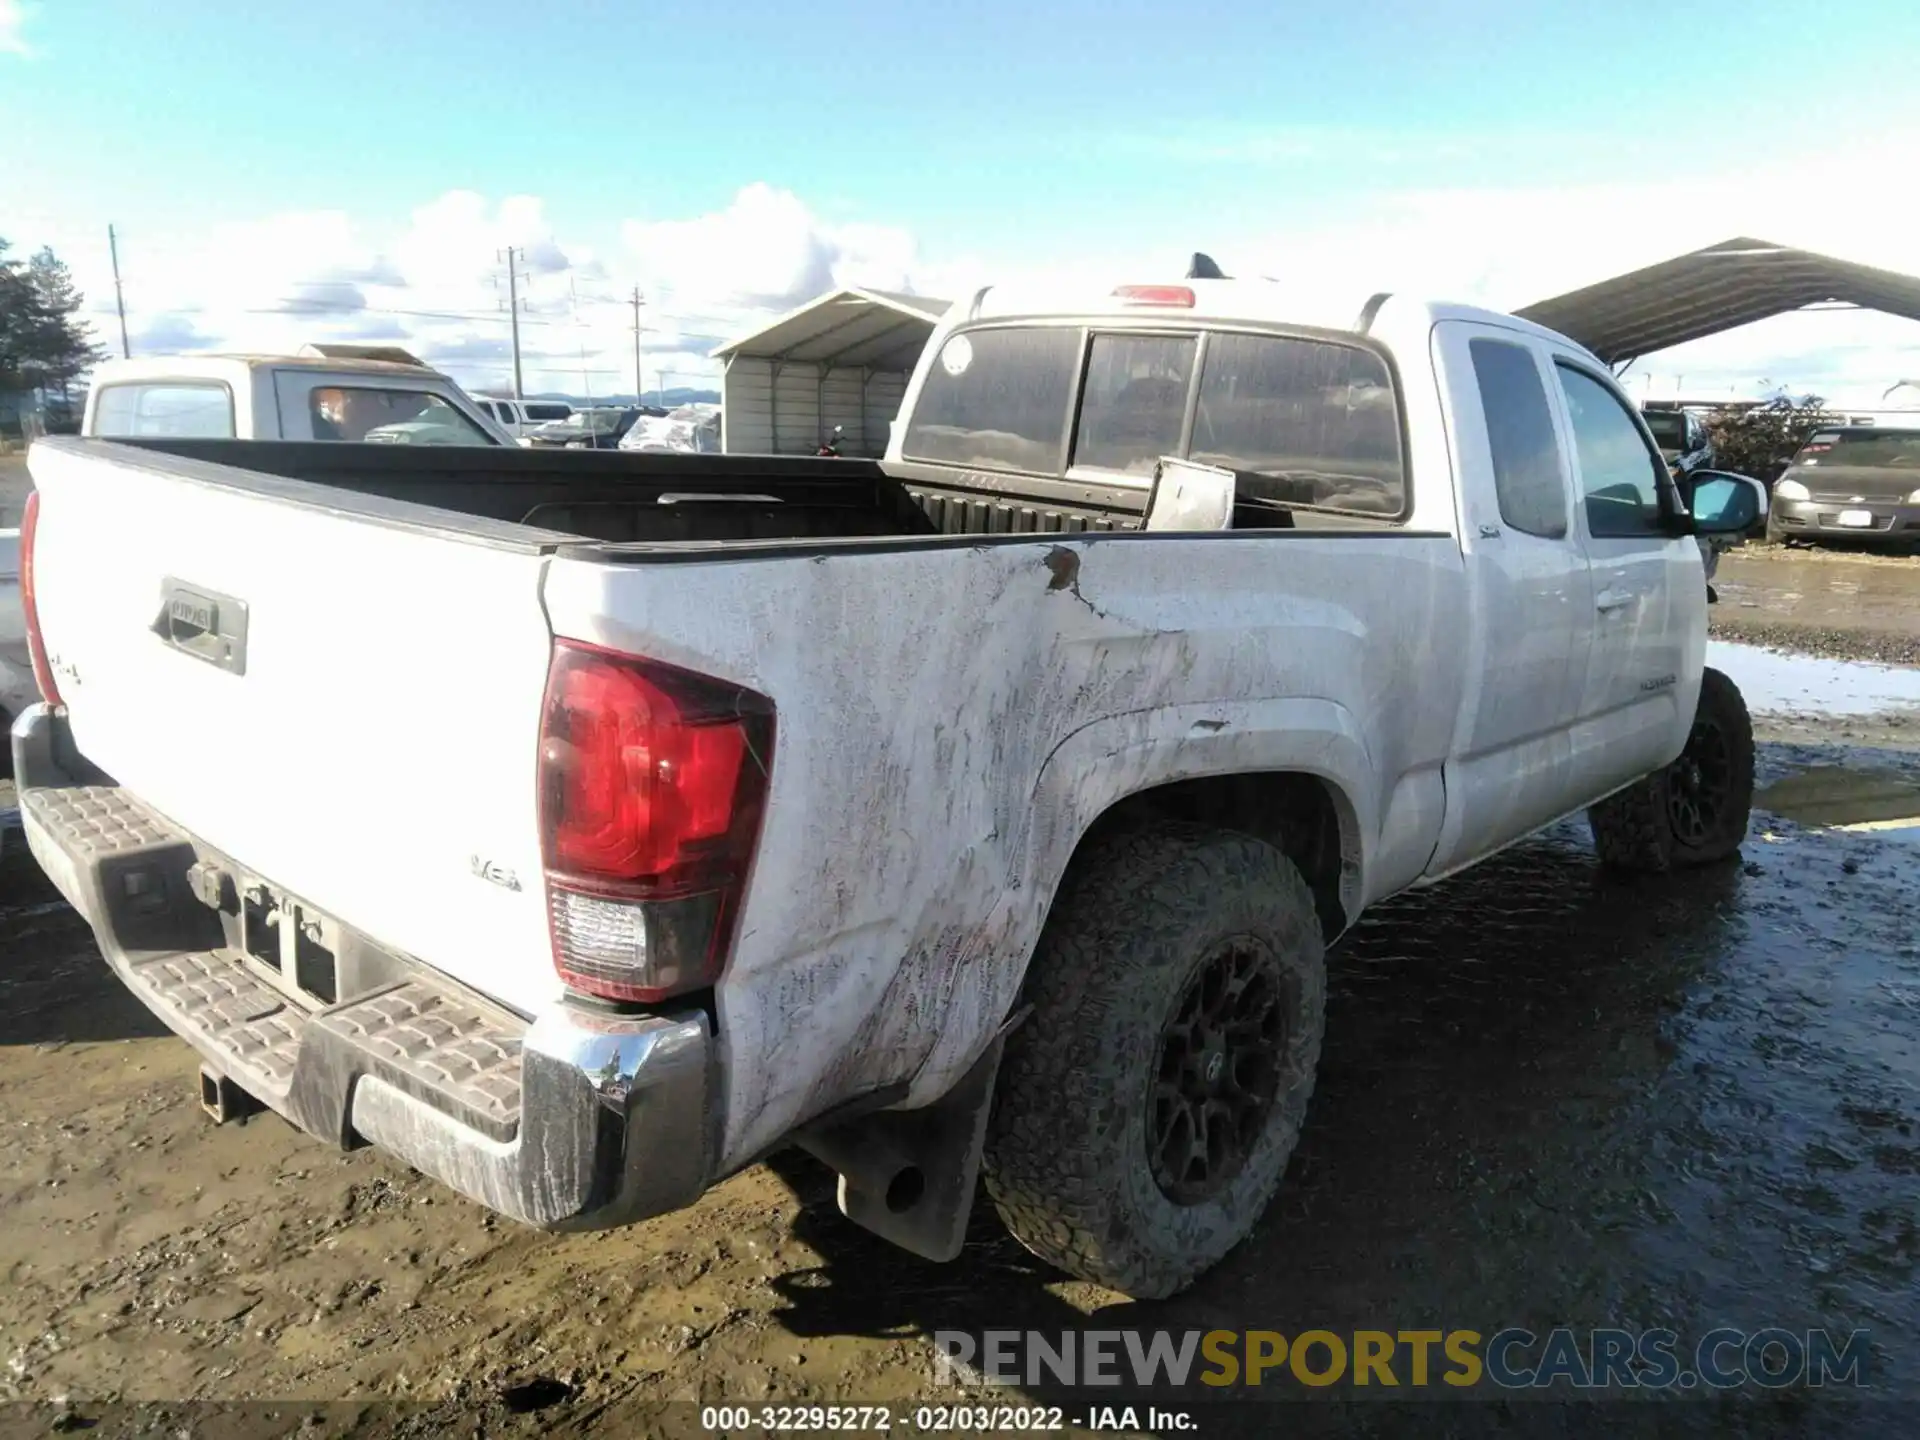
[[498, 247, 525, 400], [108, 224, 130, 358], [629, 287, 645, 404]]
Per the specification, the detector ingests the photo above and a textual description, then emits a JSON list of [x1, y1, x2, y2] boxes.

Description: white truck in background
[[15, 276, 1766, 1298], [4, 350, 501, 783], [81, 350, 512, 446], [472, 396, 576, 441]]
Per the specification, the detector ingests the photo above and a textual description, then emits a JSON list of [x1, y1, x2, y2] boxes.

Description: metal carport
[[1515, 237, 1920, 369], [711, 288, 951, 456]]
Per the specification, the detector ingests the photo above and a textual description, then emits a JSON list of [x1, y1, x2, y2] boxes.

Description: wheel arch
[[1023, 699, 1376, 951]]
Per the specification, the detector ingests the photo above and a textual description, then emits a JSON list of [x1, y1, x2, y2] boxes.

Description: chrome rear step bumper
[[10, 702, 716, 1232]]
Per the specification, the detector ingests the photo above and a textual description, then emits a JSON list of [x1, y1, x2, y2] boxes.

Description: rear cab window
[[903, 327, 1081, 473], [1188, 331, 1403, 519], [903, 322, 1408, 523], [1468, 338, 1568, 539], [308, 387, 496, 446], [1641, 409, 1687, 451], [93, 383, 236, 438]]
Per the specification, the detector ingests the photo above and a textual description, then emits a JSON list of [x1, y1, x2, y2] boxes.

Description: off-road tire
[[983, 820, 1327, 1299], [1588, 666, 1755, 874]]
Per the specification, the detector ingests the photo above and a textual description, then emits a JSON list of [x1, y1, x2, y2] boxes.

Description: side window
[[309, 387, 496, 445], [902, 326, 1081, 473], [1071, 333, 1197, 476], [93, 383, 235, 438], [1555, 364, 1669, 538], [1190, 332, 1405, 517], [1467, 338, 1568, 539]]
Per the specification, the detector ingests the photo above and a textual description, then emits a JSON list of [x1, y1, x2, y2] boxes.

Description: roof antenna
[[1186, 252, 1228, 280]]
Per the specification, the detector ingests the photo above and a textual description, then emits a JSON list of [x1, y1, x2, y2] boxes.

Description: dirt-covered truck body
[[13, 280, 1764, 1295]]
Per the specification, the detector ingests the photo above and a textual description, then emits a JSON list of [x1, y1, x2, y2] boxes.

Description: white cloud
[[38, 184, 943, 398], [622, 183, 922, 312], [0, 0, 30, 57], [14, 144, 1920, 410]]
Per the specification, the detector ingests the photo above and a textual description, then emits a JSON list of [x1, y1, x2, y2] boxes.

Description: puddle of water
[[1708, 639, 1920, 717], [1757, 764, 1920, 826], [1839, 819, 1920, 847]]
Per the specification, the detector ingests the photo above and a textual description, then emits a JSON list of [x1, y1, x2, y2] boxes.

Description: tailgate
[[27, 442, 563, 1015]]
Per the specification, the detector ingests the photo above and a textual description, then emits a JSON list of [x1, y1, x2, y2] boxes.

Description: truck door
[[1546, 356, 1701, 797], [1422, 320, 1595, 878]]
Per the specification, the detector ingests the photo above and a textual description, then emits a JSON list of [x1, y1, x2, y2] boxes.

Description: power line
[[247, 303, 735, 352]]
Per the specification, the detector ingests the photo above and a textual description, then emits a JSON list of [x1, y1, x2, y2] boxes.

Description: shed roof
[[711, 287, 952, 372], [1514, 237, 1920, 366]]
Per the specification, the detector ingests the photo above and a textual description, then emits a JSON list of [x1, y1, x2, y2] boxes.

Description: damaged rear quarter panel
[[541, 531, 1467, 1169]]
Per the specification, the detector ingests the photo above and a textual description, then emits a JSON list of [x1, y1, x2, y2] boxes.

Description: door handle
[[1595, 588, 1635, 613]]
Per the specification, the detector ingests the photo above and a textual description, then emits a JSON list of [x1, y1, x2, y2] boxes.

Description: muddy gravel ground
[[1713, 544, 1920, 667], [3, 727, 1919, 1439]]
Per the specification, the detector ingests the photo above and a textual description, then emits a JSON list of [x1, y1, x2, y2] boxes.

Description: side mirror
[[1687, 470, 1768, 535]]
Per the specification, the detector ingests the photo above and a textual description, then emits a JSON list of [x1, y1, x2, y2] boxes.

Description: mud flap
[[798, 1010, 1026, 1263]]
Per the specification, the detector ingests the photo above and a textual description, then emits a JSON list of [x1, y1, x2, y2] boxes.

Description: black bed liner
[[99, 439, 1159, 544]]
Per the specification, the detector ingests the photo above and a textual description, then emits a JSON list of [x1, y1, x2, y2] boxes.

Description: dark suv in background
[[1766, 427, 1920, 546], [1642, 405, 1715, 476]]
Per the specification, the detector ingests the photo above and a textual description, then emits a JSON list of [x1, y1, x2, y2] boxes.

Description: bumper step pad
[[21, 783, 527, 1141]]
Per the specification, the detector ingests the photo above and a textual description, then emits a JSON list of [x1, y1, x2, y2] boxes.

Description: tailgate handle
[[154, 579, 249, 676]]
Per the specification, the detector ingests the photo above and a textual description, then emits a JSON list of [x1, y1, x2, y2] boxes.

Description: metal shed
[[711, 288, 950, 456], [1515, 237, 1920, 369]]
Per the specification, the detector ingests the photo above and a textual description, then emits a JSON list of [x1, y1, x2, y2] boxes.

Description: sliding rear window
[[903, 322, 1406, 519]]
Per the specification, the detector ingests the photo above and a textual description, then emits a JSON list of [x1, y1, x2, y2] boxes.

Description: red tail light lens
[[1113, 285, 1196, 307], [18, 489, 63, 708], [538, 640, 774, 1002]]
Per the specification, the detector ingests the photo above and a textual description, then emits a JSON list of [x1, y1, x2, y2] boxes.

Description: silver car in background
[[1767, 427, 1920, 546]]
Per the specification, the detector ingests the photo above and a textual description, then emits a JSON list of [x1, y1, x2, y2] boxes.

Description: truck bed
[[113, 439, 943, 545], [114, 439, 1168, 546]]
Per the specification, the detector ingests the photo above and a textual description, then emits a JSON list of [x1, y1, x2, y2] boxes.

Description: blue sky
[[5, 0, 1920, 400]]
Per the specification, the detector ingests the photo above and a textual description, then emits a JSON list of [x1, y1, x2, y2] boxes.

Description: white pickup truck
[[13, 278, 1765, 1298], [82, 351, 512, 446]]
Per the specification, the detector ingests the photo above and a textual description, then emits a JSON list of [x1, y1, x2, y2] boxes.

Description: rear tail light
[[1113, 285, 1195, 307], [537, 639, 774, 1003], [18, 490, 63, 708]]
